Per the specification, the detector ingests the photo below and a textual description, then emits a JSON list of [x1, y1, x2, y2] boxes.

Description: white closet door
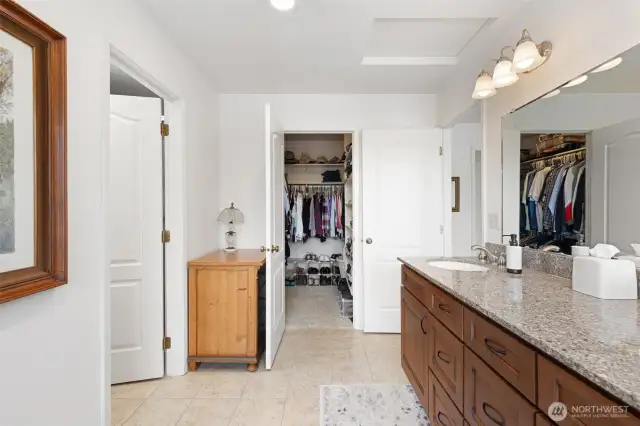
[[109, 95, 164, 384], [362, 129, 444, 333], [589, 117, 640, 249], [265, 103, 285, 370]]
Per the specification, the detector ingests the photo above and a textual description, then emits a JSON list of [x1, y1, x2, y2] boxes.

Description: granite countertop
[[399, 257, 640, 410]]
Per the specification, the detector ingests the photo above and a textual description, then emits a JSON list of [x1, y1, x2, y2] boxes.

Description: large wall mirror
[[501, 43, 640, 256]]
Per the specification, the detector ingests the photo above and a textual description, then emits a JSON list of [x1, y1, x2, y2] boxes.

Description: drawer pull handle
[[437, 411, 449, 426], [438, 303, 452, 314], [485, 339, 507, 356], [482, 402, 505, 426], [420, 315, 427, 334], [436, 351, 452, 364]]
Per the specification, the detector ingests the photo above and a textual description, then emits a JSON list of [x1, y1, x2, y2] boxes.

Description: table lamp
[[217, 202, 244, 252]]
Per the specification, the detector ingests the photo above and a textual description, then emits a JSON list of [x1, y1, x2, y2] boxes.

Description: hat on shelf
[[285, 150, 299, 164], [299, 152, 314, 164], [316, 156, 329, 164], [328, 156, 341, 164]]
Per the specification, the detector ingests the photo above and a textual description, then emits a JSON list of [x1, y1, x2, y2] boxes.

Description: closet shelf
[[521, 147, 585, 166]]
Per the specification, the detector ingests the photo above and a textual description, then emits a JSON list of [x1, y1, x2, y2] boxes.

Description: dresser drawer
[[464, 308, 537, 403], [464, 347, 536, 426], [429, 313, 464, 411], [402, 265, 430, 307], [538, 356, 640, 426], [429, 283, 464, 339], [429, 371, 464, 426]]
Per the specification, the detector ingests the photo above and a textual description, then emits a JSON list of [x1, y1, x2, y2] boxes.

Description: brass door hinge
[[161, 123, 170, 137], [162, 229, 171, 243], [163, 336, 172, 350]]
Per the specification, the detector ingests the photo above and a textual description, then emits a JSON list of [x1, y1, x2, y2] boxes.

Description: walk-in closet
[[283, 132, 354, 327]]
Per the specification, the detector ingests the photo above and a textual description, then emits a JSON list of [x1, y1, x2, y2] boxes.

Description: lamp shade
[[492, 59, 519, 88], [217, 203, 245, 224], [472, 71, 496, 99], [512, 39, 542, 72]]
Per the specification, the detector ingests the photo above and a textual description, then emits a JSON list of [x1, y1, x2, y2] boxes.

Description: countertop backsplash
[[485, 242, 640, 283]]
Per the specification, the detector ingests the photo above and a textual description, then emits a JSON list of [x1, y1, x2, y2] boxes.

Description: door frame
[[106, 46, 188, 390], [281, 129, 363, 330]]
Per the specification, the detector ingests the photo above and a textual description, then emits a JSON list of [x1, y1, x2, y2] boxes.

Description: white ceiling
[[110, 64, 160, 98], [141, 0, 529, 94]]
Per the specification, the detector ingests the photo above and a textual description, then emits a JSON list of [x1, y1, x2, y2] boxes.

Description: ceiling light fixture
[[472, 70, 497, 100], [511, 29, 552, 73], [492, 47, 519, 88], [542, 89, 561, 99], [563, 75, 588, 88], [270, 0, 295, 11], [591, 57, 623, 73]]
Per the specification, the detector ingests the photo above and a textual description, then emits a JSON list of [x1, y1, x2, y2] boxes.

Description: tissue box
[[572, 257, 638, 300]]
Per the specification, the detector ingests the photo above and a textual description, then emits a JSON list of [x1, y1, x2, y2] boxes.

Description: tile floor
[[111, 286, 407, 426]]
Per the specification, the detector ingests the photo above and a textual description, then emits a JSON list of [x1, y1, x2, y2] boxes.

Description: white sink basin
[[428, 261, 489, 272]]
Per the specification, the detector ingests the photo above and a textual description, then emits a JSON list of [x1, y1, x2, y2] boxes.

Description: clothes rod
[[288, 182, 345, 186], [520, 147, 586, 165]]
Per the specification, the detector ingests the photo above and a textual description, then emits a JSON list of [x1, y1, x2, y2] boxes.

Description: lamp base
[[224, 247, 237, 253]]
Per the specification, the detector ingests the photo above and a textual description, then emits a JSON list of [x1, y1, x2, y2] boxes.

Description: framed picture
[[451, 177, 460, 212], [0, 2, 67, 303]]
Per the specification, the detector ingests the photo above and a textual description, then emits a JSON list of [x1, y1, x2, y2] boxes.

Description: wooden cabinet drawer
[[429, 283, 464, 339], [429, 314, 464, 411], [464, 347, 536, 426], [402, 265, 430, 307], [429, 371, 464, 426], [536, 413, 554, 426], [401, 287, 429, 404], [538, 356, 640, 426], [464, 308, 536, 403]]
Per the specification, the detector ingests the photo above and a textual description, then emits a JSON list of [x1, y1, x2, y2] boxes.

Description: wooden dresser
[[188, 250, 266, 372]]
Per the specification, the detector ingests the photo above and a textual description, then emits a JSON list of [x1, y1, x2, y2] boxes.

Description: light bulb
[[591, 57, 623, 73], [472, 71, 496, 100], [563, 75, 588, 88], [271, 0, 295, 11], [492, 59, 519, 88]]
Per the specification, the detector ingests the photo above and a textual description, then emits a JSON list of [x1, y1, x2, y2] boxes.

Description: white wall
[[436, 0, 640, 244], [450, 123, 482, 256], [219, 94, 438, 249], [0, 1, 219, 425]]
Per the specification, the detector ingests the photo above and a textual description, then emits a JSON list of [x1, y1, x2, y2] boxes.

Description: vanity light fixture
[[492, 47, 519, 88], [472, 70, 497, 100], [542, 89, 561, 99], [591, 57, 623, 73], [563, 75, 588, 88], [511, 29, 553, 73], [270, 0, 295, 11]]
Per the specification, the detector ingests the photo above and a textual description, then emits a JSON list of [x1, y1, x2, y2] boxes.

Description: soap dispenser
[[504, 234, 522, 274]]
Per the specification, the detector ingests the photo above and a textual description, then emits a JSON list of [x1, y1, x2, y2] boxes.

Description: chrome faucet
[[541, 245, 560, 252], [471, 245, 498, 263]]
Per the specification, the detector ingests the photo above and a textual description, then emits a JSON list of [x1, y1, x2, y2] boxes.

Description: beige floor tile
[[111, 398, 144, 426], [177, 398, 240, 426], [112, 380, 161, 399], [371, 364, 409, 384], [282, 398, 320, 426], [287, 371, 328, 399], [242, 371, 290, 398], [123, 398, 192, 426], [229, 398, 285, 426], [195, 374, 248, 399], [150, 377, 202, 399], [330, 369, 374, 385]]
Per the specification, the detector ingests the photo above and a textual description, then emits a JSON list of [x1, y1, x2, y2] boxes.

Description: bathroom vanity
[[399, 258, 640, 425]]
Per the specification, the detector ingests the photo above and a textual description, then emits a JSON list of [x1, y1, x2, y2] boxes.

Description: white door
[[265, 103, 285, 370], [362, 129, 444, 333], [589, 118, 640, 249], [109, 95, 164, 384]]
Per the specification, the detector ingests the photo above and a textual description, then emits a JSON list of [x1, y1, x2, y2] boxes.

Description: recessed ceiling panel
[[366, 18, 490, 57]]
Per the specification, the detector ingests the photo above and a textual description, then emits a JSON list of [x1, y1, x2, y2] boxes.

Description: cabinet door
[[401, 287, 429, 401], [429, 315, 464, 411], [429, 371, 464, 426], [194, 267, 255, 357]]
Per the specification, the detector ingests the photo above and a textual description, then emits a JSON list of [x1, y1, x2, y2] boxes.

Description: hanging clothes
[[309, 196, 316, 237]]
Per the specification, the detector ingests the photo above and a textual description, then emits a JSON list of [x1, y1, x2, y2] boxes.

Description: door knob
[[260, 246, 271, 253], [272, 245, 280, 253], [366, 238, 373, 244]]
